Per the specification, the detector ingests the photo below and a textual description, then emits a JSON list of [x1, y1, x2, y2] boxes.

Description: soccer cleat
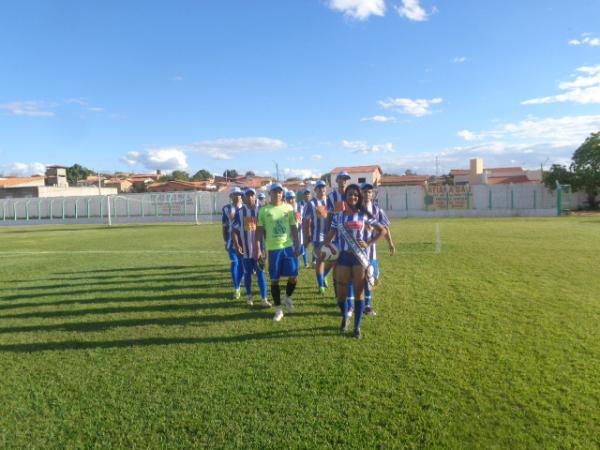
[[323, 278, 328, 288], [353, 328, 363, 339], [347, 307, 353, 318], [340, 317, 349, 333], [246, 295, 253, 306], [233, 288, 241, 300], [319, 286, 326, 296], [284, 295, 294, 313], [261, 298, 272, 307], [364, 306, 377, 316], [273, 307, 284, 322]]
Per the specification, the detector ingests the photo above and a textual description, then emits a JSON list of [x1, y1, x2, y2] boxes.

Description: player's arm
[[302, 205, 312, 243], [221, 208, 229, 245], [379, 210, 395, 255], [362, 222, 386, 248], [255, 226, 264, 260]]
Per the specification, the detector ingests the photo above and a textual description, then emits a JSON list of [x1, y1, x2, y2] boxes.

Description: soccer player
[[322, 184, 387, 339], [285, 191, 308, 268], [222, 187, 244, 299], [361, 182, 395, 316], [327, 171, 354, 314], [303, 180, 331, 294], [255, 183, 300, 322], [257, 191, 266, 207], [232, 188, 270, 307], [298, 189, 312, 268]]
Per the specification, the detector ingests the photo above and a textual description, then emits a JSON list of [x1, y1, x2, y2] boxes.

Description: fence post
[[75, 199, 78, 219], [37, 199, 41, 219], [195, 192, 199, 224], [533, 190, 537, 209], [13, 201, 17, 220], [107, 196, 112, 226], [61, 199, 65, 220], [87, 198, 91, 218], [511, 188, 514, 210], [50, 200, 53, 220], [99, 197, 103, 218], [1, 201, 4, 221], [488, 189, 492, 209], [405, 190, 408, 210], [126, 198, 130, 217], [556, 184, 562, 216], [25, 200, 30, 221], [445, 186, 449, 210]]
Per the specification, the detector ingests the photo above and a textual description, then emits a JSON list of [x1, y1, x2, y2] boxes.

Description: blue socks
[[317, 273, 325, 288], [257, 270, 267, 299], [354, 299, 365, 330], [231, 260, 243, 289]]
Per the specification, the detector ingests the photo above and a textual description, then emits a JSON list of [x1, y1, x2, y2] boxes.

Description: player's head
[[360, 182, 374, 203], [336, 171, 351, 191], [244, 188, 256, 206], [269, 183, 284, 205], [257, 191, 266, 203], [303, 188, 312, 202], [284, 190, 296, 204], [314, 180, 327, 198], [344, 184, 363, 210], [229, 187, 243, 203]]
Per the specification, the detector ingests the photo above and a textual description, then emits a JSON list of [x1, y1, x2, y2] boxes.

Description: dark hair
[[344, 184, 373, 219]]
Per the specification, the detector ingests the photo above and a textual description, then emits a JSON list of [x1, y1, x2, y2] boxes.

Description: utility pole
[[273, 161, 280, 181], [435, 156, 439, 176]]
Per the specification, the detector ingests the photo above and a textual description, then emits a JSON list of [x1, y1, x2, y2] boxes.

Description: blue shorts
[[370, 259, 380, 279], [337, 250, 362, 267], [268, 247, 298, 281]]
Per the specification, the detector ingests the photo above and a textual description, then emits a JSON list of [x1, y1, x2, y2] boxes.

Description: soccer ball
[[320, 243, 339, 262]]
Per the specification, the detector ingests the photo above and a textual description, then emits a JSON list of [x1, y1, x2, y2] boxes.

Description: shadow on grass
[[0, 311, 324, 335], [0, 326, 334, 353]]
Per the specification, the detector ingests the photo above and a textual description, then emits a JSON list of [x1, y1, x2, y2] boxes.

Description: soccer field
[[1, 217, 599, 448]]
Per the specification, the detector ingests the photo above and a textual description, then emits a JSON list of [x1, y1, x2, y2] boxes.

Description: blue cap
[[336, 171, 351, 180], [257, 192, 266, 199], [229, 187, 243, 195], [303, 188, 311, 194], [269, 182, 283, 192], [244, 188, 256, 196], [285, 191, 296, 199], [360, 182, 374, 190], [315, 180, 327, 188]]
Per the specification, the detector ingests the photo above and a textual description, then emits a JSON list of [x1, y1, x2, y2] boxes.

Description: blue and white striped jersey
[[304, 197, 329, 244], [331, 211, 379, 253], [293, 203, 304, 245], [363, 202, 390, 260], [221, 203, 241, 250], [326, 190, 346, 215], [232, 204, 260, 258]]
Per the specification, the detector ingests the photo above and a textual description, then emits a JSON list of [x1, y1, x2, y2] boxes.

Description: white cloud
[[452, 56, 467, 63], [190, 137, 287, 160], [122, 148, 188, 171], [340, 140, 395, 154], [327, 0, 386, 20], [456, 114, 600, 147], [379, 97, 442, 117], [0, 162, 47, 177], [395, 0, 431, 21], [361, 115, 396, 123], [281, 167, 321, 180], [568, 35, 600, 47], [0, 101, 54, 117], [311, 154, 324, 161], [456, 130, 483, 141], [173, 75, 184, 81], [523, 65, 600, 105]]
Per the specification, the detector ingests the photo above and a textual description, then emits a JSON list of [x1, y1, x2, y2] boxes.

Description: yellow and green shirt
[[257, 203, 296, 250]]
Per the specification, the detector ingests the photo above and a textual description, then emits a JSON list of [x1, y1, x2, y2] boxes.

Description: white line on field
[[435, 223, 442, 254], [0, 250, 222, 256]]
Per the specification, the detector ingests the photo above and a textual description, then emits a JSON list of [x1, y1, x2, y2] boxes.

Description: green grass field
[[1, 217, 599, 449]]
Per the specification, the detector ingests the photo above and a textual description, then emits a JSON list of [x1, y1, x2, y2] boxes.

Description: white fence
[[0, 184, 586, 225]]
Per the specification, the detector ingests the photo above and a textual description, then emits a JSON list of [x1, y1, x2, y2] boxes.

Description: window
[[358, 177, 366, 183]]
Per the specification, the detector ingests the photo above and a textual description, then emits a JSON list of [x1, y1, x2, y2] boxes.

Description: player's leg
[[351, 264, 367, 339], [268, 249, 284, 321], [364, 260, 379, 316], [228, 248, 242, 299], [282, 246, 299, 313], [255, 259, 269, 306], [242, 258, 254, 305], [335, 264, 351, 332]]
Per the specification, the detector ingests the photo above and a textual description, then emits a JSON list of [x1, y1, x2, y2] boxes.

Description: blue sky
[[1, 0, 599, 178]]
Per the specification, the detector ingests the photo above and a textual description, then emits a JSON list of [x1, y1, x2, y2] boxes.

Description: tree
[[223, 169, 239, 179], [171, 170, 190, 181], [571, 131, 600, 208], [383, 172, 400, 177], [192, 169, 213, 181], [543, 131, 600, 208], [245, 170, 256, 177], [320, 173, 331, 185], [405, 169, 417, 176], [286, 177, 301, 182], [66, 164, 95, 185]]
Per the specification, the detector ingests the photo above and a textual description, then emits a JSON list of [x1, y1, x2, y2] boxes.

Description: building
[[103, 178, 133, 193], [380, 175, 429, 187], [330, 165, 383, 186], [147, 180, 217, 192], [45, 165, 68, 188], [450, 158, 541, 185]]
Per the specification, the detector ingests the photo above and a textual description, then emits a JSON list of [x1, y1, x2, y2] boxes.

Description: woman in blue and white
[[322, 184, 387, 339], [361, 182, 395, 316], [233, 188, 270, 307], [222, 187, 244, 299]]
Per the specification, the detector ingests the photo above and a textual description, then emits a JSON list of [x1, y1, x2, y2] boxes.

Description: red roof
[[487, 167, 523, 174], [330, 165, 383, 175], [380, 175, 429, 186], [486, 175, 535, 185], [449, 169, 470, 176], [0, 176, 45, 187]]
